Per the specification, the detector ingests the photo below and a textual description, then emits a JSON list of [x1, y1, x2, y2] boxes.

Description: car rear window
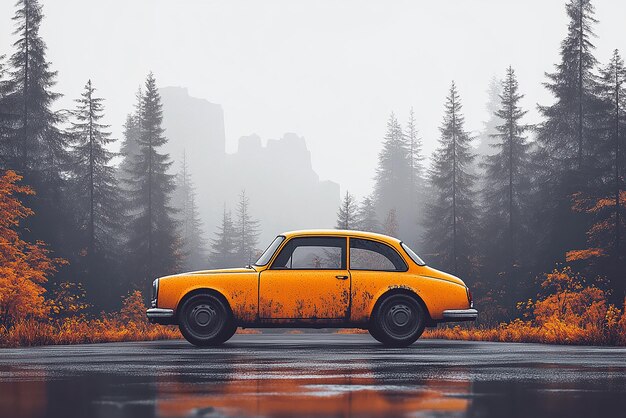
[[349, 238, 407, 271]]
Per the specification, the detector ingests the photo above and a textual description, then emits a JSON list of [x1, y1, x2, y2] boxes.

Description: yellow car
[[147, 229, 477, 347]]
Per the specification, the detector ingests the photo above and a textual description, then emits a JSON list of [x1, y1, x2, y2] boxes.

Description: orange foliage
[[47, 282, 90, 318], [0, 290, 179, 347], [569, 191, 625, 263], [0, 170, 65, 327], [572, 190, 626, 213], [565, 248, 605, 262], [425, 268, 626, 346]]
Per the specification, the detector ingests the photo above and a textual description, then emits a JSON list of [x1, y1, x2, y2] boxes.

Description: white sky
[[1, 0, 625, 198]]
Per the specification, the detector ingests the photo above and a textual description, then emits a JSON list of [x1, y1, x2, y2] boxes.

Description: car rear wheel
[[372, 293, 426, 347], [368, 324, 385, 343], [222, 323, 238, 343], [178, 293, 234, 347]]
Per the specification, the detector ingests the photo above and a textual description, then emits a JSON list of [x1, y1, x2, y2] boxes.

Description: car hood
[[160, 267, 257, 279], [418, 266, 466, 286]]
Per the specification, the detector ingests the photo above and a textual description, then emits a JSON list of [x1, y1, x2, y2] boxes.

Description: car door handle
[[335, 275, 349, 280]]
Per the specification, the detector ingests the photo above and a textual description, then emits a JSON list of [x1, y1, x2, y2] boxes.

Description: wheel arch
[[176, 287, 234, 321], [369, 287, 432, 324]]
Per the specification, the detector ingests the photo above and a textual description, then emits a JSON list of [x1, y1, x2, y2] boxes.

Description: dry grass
[[0, 291, 180, 348], [335, 328, 368, 334], [236, 328, 262, 334], [0, 317, 179, 347]]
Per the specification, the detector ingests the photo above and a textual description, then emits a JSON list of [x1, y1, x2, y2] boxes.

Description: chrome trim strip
[[442, 308, 478, 319], [146, 308, 174, 318]]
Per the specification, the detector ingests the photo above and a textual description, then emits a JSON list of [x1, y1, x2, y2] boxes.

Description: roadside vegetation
[[0, 290, 179, 348], [424, 268, 626, 346]]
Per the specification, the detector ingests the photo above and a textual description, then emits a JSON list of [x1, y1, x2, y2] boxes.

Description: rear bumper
[[146, 308, 176, 325], [440, 308, 478, 322]]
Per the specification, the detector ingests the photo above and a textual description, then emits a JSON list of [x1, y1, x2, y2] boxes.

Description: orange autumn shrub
[[117, 290, 151, 329], [0, 290, 180, 347], [425, 267, 626, 346]]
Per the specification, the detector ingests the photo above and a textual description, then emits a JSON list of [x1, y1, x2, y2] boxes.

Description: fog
[[1, 0, 624, 202]]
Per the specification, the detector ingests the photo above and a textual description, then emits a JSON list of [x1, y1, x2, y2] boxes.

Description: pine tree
[[209, 207, 237, 268], [2, 0, 72, 257], [480, 67, 532, 306], [533, 0, 602, 271], [0, 54, 17, 167], [4, 0, 66, 171], [373, 113, 412, 238], [405, 108, 425, 197], [68, 80, 124, 307], [234, 190, 260, 266], [336, 190, 358, 230], [538, 0, 600, 171], [405, 108, 427, 242], [475, 77, 503, 159], [383, 209, 399, 237], [357, 196, 379, 233], [598, 51, 626, 259], [424, 82, 478, 277], [173, 152, 207, 271], [117, 88, 142, 190], [574, 49, 626, 299], [124, 73, 179, 290]]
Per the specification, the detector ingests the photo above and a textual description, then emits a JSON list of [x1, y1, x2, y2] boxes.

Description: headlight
[[151, 279, 159, 307]]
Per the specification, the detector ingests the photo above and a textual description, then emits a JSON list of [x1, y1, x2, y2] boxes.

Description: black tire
[[368, 322, 385, 343], [371, 293, 426, 347], [222, 323, 238, 343], [178, 293, 234, 347]]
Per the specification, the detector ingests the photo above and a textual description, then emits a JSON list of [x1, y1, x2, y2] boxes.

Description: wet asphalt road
[[0, 333, 625, 418]]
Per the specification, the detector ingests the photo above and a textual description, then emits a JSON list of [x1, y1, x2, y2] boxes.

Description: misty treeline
[[0, 0, 262, 311], [336, 0, 625, 321]]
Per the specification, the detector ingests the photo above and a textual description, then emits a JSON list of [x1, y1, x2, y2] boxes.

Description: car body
[[147, 229, 477, 346]]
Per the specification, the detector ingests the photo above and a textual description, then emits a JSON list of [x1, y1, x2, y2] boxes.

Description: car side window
[[271, 237, 347, 270], [349, 238, 407, 271]]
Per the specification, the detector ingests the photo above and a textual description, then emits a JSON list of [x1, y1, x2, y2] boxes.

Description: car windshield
[[401, 242, 426, 266], [254, 235, 285, 266]]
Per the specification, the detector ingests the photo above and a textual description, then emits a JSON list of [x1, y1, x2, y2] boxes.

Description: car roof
[[280, 229, 401, 244]]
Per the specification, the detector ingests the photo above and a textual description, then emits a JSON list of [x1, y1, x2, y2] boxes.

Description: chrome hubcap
[[192, 304, 216, 327], [186, 300, 225, 339], [381, 298, 419, 339], [390, 304, 411, 326]]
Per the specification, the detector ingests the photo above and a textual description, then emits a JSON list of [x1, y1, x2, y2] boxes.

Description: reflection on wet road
[[0, 334, 625, 417]]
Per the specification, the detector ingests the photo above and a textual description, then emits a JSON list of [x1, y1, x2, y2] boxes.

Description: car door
[[348, 237, 409, 320], [259, 236, 350, 319]]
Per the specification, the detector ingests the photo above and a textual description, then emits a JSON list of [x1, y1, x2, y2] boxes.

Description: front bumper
[[440, 308, 478, 322], [146, 308, 176, 325]]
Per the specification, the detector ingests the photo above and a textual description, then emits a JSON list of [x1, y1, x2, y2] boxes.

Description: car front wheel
[[178, 293, 234, 347], [372, 293, 426, 347]]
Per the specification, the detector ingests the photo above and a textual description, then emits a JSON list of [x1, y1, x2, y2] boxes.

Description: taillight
[[151, 279, 159, 307]]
